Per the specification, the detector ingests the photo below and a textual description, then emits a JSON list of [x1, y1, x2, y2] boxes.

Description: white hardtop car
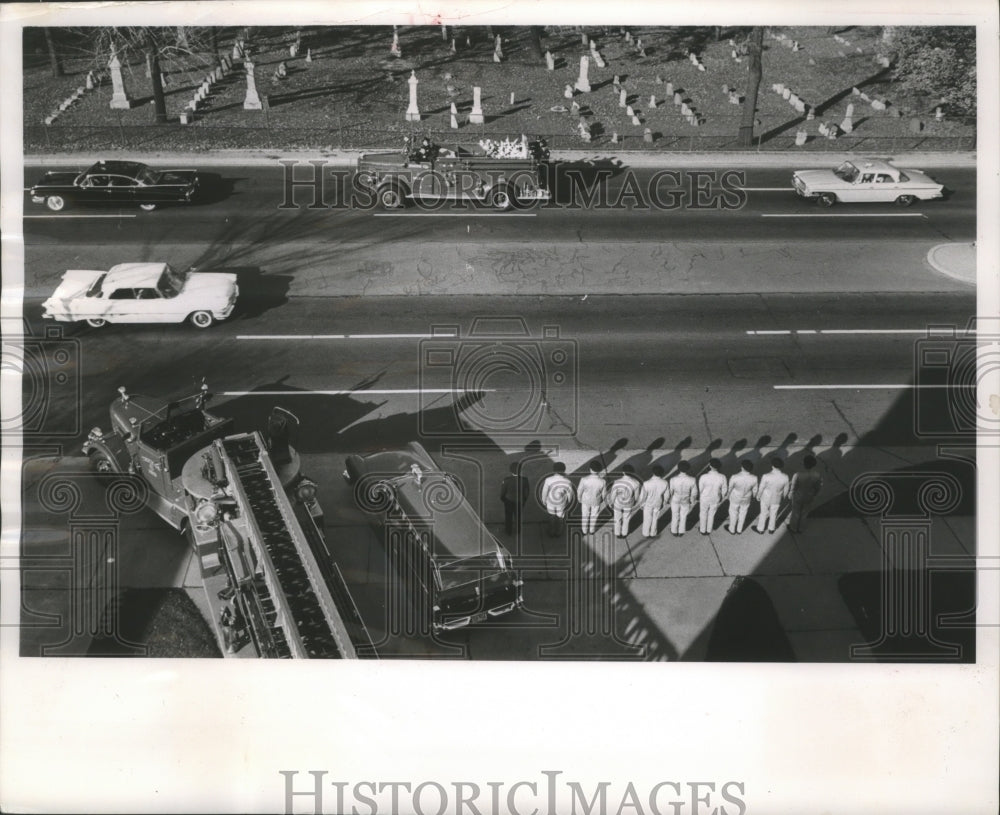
[[42, 262, 238, 328], [792, 159, 945, 207]]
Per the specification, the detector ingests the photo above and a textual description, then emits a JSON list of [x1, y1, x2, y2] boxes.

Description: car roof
[[355, 443, 501, 560], [105, 262, 170, 288], [850, 159, 897, 173], [86, 160, 149, 177]]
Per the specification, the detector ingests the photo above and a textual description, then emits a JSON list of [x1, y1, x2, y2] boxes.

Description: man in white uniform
[[608, 464, 642, 538], [668, 460, 698, 536], [726, 460, 758, 534], [540, 461, 574, 537], [577, 460, 607, 534], [638, 465, 668, 538], [755, 457, 790, 534], [697, 457, 727, 535]]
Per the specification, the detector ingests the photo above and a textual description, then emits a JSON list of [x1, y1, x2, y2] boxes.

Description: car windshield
[[86, 273, 106, 298], [135, 167, 159, 185], [834, 162, 859, 182], [156, 267, 185, 298]]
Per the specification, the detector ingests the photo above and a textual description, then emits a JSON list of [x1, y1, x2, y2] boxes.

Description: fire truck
[[82, 384, 371, 658], [355, 135, 551, 210]]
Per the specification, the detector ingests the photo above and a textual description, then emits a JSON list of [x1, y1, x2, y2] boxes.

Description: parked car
[[41, 262, 238, 328], [344, 442, 524, 631], [792, 159, 945, 207], [29, 160, 200, 212]]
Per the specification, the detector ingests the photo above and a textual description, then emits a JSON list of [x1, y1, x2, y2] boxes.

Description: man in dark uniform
[[789, 454, 824, 532], [500, 462, 529, 535]]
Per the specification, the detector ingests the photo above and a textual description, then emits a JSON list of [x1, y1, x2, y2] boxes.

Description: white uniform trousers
[[756, 501, 780, 533], [670, 501, 692, 534], [728, 502, 750, 533], [580, 503, 600, 533], [699, 501, 720, 533]]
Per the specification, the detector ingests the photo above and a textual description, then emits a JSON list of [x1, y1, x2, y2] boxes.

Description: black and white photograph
[[1, 1, 997, 812]]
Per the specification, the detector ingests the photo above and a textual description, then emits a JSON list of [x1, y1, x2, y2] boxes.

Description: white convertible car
[[792, 159, 945, 207], [42, 262, 239, 328]]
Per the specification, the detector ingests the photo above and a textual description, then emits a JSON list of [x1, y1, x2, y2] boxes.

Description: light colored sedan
[[792, 159, 945, 207], [42, 262, 238, 328]]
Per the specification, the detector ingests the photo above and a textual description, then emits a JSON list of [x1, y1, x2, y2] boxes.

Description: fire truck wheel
[[378, 185, 405, 209], [89, 450, 118, 473], [489, 186, 514, 211]]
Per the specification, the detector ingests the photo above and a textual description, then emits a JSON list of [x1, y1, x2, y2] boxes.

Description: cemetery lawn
[[24, 25, 975, 153]]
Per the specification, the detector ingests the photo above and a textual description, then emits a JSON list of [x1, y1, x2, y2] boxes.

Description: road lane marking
[[237, 332, 457, 339], [373, 212, 537, 217], [739, 187, 790, 191], [222, 389, 494, 396], [747, 329, 945, 336], [774, 384, 956, 390], [761, 213, 926, 218], [24, 214, 138, 219]]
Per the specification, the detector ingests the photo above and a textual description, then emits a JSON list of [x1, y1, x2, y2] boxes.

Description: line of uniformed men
[[525, 455, 823, 539]]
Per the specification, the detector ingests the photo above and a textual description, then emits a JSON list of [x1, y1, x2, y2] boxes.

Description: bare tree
[[529, 26, 545, 60], [44, 28, 63, 77], [738, 27, 764, 147]]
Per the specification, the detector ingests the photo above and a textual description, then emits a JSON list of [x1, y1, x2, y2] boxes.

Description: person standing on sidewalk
[[726, 460, 758, 534], [577, 460, 607, 534], [500, 462, 529, 535], [639, 465, 669, 538], [609, 464, 642, 539], [755, 457, 790, 534], [788, 455, 823, 532], [697, 457, 727, 535], [668, 460, 698, 536], [540, 461, 574, 537]]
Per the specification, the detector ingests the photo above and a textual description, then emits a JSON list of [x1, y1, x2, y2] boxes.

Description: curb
[[926, 243, 976, 286], [23, 149, 978, 169]]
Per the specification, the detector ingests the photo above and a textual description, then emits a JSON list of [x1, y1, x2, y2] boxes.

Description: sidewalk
[[927, 242, 977, 285], [23, 148, 978, 168]]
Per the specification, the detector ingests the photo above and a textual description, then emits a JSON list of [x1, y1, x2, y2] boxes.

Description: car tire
[[89, 450, 118, 474], [45, 195, 66, 212], [817, 193, 836, 208], [86, 318, 107, 328], [895, 194, 915, 207], [139, 203, 158, 212], [377, 185, 405, 209], [190, 311, 215, 329], [489, 185, 514, 211]]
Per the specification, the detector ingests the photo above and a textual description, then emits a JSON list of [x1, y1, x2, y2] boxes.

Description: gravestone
[[795, 130, 807, 146], [495, 35, 503, 58], [626, 104, 634, 117], [680, 102, 690, 117], [649, 95, 657, 108], [846, 102, 855, 117], [575, 56, 591, 93], [643, 127, 653, 143], [840, 116, 853, 133], [666, 81, 673, 95], [108, 53, 132, 109], [306, 48, 313, 63], [565, 84, 574, 99], [546, 51, 555, 71], [611, 131, 619, 143], [243, 60, 262, 109], [673, 92, 681, 105], [510, 91, 516, 105], [581, 32, 588, 46], [405, 70, 421, 121], [451, 38, 457, 54], [782, 88, 791, 100], [620, 88, 627, 107], [613, 74, 621, 87], [468, 86, 484, 123], [594, 52, 606, 68], [85, 71, 95, 90], [390, 32, 401, 58], [631, 114, 640, 126]]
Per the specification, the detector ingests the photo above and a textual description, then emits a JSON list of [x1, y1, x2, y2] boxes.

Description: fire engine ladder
[[218, 432, 357, 658]]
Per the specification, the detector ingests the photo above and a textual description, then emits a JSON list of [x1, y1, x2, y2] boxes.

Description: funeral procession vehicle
[[83, 383, 371, 658], [355, 135, 551, 210], [41, 262, 238, 328], [792, 159, 946, 207], [29, 160, 200, 212], [344, 443, 524, 631]]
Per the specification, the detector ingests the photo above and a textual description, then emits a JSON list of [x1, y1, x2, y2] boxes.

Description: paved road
[[18, 292, 976, 660], [22, 163, 975, 244]]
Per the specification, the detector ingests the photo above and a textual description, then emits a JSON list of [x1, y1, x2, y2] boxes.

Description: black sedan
[[29, 160, 200, 212]]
